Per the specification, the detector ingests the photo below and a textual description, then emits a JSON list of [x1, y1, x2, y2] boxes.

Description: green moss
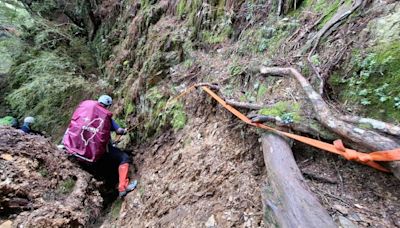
[[201, 26, 232, 44], [228, 62, 244, 77], [330, 42, 400, 123], [111, 199, 123, 220], [0, 116, 16, 126], [58, 178, 75, 194], [237, 20, 297, 55], [170, 102, 187, 130], [124, 102, 135, 120], [257, 84, 268, 101], [140, 87, 187, 139], [292, 0, 344, 29], [176, 0, 187, 18], [316, 0, 342, 29], [259, 101, 302, 123]]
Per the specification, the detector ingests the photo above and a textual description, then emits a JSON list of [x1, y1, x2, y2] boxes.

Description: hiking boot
[[118, 180, 137, 198]]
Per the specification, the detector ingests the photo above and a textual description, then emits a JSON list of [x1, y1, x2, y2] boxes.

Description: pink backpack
[[63, 100, 113, 162]]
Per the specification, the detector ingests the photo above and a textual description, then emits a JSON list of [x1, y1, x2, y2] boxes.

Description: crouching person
[[62, 95, 137, 198]]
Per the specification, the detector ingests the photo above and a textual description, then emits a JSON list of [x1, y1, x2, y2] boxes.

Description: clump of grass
[[58, 178, 76, 194]]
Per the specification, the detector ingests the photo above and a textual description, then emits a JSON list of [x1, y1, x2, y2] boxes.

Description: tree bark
[[261, 134, 336, 228]]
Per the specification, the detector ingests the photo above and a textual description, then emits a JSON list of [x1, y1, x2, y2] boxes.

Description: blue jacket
[[20, 123, 31, 133], [111, 119, 121, 132]]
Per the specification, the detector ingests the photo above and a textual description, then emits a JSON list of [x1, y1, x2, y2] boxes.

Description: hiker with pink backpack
[[62, 95, 137, 198]]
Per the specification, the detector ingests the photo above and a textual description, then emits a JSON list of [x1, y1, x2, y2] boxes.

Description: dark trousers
[[77, 145, 131, 192]]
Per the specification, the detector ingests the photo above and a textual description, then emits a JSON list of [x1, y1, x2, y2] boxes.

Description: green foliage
[[310, 54, 321, 65], [30, 0, 58, 15], [228, 62, 244, 77], [169, 102, 186, 130], [0, 1, 33, 27], [259, 101, 302, 123], [237, 20, 297, 55], [330, 42, 400, 122], [0, 1, 32, 74], [6, 51, 95, 136], [1, 3, 99, 138], [0, 116, 16, 126], [58, 178, 75, 194], [125, 102, 135, 118], [257, 83, 268, 101], [201, 27, 232, 45], [176, 0, 187, 18]]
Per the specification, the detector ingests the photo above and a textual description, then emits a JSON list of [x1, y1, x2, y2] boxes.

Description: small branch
[[195, 82, 220, 91], [302, 171, 338, 184], [225, 99, 267, 110]]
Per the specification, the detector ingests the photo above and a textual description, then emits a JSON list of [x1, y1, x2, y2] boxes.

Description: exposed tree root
[[260, 66, 400, 178], [305, 0, 364, 95], [306, 0, 364, 54], [261, 134, 336, 227]]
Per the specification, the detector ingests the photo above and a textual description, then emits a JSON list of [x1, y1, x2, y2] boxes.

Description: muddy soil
[[0, 127, 103, 227]]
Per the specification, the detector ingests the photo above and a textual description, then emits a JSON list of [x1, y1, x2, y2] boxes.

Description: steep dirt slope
[[104, 93, 265, 227]]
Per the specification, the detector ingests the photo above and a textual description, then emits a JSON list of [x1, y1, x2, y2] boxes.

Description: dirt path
[[119, 96, 266, 227]]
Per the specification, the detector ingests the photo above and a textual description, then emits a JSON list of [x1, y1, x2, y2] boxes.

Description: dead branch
[[195, 82, 220, 91], [260, 66, 400, 178], [302, 171, 338, 184], [261, 134, 336, 227], [341, 115, 400, 136], [225, 99, 266, 110]]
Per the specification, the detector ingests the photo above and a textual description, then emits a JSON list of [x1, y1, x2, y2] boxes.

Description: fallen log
[[260, 66, 400, 178], [261, 134, 336, 228]]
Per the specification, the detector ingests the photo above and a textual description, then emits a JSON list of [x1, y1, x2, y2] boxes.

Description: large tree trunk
[[261, 134, 336, 228]]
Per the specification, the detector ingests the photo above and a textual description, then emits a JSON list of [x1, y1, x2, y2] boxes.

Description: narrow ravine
[[1, 0, 400, 227]]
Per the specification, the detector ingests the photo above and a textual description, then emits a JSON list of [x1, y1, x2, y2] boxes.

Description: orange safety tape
[[195, 86, 400, 173]]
